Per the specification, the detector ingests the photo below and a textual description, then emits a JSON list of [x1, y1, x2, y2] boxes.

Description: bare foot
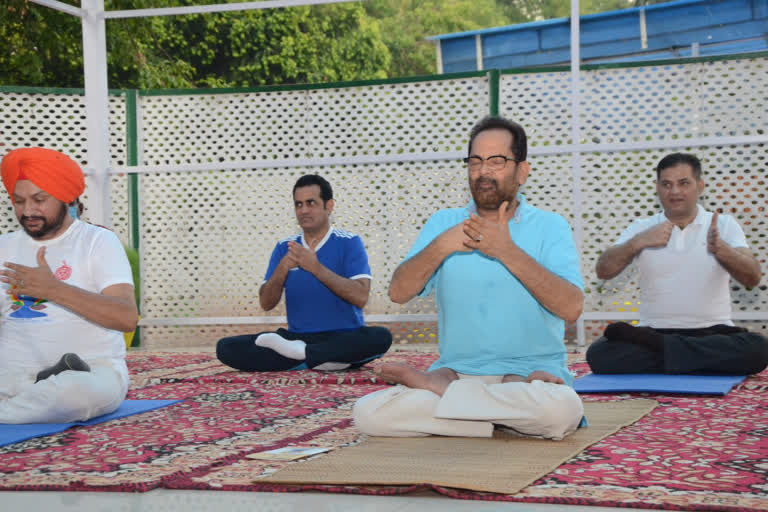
[[375, 363, 457, 396], [524, 370, 564, 385], [501, 374, 525, 383]]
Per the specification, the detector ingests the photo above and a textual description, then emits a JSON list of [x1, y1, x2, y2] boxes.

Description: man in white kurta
[[0, 148, 138, 423]]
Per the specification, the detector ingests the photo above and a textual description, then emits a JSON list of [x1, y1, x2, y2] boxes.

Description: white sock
[[254, 333, 307, 360], [312, 362, 351, 371]]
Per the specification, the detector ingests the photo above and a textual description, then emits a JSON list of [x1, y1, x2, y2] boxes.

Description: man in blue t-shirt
[[216, 175, 391, 372], [354, 117, 585, 439]]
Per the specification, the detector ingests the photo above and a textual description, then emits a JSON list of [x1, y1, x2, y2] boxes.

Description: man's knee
[[353, 388, 394, 436], [585, 337, 611, 373], [353, 386, 434, 437], [367, 326, 393, 353], [216, 335, 255, 368], [526, 382, 584, 440], [742, 333, 768, 374]]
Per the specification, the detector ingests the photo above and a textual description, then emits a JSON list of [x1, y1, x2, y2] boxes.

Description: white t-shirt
[[615, 205, 748, 329], [0, 220, 134, 385]]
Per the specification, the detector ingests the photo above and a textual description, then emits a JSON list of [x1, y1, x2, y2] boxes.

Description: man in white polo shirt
[[587, 153, 767, 375]]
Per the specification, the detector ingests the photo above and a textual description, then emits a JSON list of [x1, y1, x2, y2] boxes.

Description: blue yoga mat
[[574, 373, 745, 395], [0, 399, 181, 447]]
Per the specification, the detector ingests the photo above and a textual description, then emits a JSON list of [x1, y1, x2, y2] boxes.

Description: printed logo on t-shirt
[[54, 261, 72, 281], [10, 292, 48, 318], [8, 261, 73, 319]]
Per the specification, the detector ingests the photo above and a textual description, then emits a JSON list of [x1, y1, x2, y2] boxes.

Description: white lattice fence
[[136, 77, 489, 347], [501, 57, 768, 342], [0, 90, 131, 245], [1, 54, 766, 350]]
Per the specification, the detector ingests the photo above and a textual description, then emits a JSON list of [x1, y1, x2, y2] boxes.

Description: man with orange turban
[[0, 148, 138, 424]]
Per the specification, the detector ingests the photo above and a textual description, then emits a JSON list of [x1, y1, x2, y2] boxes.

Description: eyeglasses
[[463, 155, 518, 172]]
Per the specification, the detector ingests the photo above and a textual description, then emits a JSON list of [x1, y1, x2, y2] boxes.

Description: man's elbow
[[595, 261, 616, 281], [563, 294, 584, 324], [743, 271, 762, 289], [388, 286, 410, 305], [259, 298, 276, 311], [117, 313, 139, 333], [354, 294, 369, 309]]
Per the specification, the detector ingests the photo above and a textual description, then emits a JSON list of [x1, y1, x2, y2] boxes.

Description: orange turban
[[1, 147, 85, 204]]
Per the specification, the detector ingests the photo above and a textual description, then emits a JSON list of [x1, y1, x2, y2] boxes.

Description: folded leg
[[0, 364, 126, 424], [217, 326, 392, 372], [353, 385, 493, 437], [434, 378, 584, 440]]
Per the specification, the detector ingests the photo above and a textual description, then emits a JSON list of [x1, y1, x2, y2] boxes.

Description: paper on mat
[[247, 446, 333, 461]]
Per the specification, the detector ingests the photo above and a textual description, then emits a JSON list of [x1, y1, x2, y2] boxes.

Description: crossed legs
[[354, 363, 583, 439]]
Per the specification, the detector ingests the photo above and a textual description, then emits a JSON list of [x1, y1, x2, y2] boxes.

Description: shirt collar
[[465, 193, 527, 223], [664, 204, 707, 228], [690, 204, 707, 226], [300, 225, 333, 251]]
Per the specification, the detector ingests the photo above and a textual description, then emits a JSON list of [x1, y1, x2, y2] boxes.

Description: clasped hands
[[0, 247, 57, 298], [281, 241, 322, 274], [445, 200, 517, 259]]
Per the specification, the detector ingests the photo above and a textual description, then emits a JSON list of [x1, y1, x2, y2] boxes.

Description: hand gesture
[[0, 247, 57, 299], [286, 241, 321, 274], [437, 223, 474, 255], [462, 200, 515, 259], [634, 221, 674, 250], [707, 211, 723, 255]]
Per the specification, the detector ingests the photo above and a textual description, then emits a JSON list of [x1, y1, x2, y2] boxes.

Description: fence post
[[126, 89, 141, 346], [488, 69, 500, 116]]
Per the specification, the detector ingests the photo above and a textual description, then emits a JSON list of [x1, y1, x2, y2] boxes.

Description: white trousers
[[0, 362, 127, 424], [353, 374, 584, 440]]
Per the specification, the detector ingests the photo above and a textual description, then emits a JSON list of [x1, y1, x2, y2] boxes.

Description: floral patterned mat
[[0, 350, 766, 511]]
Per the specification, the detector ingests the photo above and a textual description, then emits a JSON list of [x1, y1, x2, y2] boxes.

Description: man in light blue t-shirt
[[216, 175, 391, 372], [354, 117, 585, 439]]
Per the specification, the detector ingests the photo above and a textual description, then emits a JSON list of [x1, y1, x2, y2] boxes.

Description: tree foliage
[[364, 0, 510, 77], [0, 0, 679, 89], [1, 0, 390, 88]]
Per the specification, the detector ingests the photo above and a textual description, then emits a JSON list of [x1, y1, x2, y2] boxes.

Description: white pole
[[475, 34, 484, 71], [569, 0, 586, 349], [28, 0, 82, 16], [435, 40, 443, 74], [104, 0, 359, 19], [81, 0, 112, 227]]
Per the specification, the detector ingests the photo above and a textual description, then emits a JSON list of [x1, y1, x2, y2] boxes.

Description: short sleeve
[[88, 229, 134, 292], [614, 218, 649, 246], [540, 215, 584, 290], [719, 214, 748, 248], [344, 235, 372, 280], [264, 242, 287, 281]]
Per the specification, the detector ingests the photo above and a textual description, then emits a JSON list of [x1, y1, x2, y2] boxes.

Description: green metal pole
[[488, 69, 500, 116], [125, 90, 141, 347]]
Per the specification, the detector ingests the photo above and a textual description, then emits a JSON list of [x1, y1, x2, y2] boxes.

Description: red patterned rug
[[0, 350, 766, 512]]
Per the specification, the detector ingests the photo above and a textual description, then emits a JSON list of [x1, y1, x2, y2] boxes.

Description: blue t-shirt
[[265, 227, 372, 333], [405, 195, 583, 384]]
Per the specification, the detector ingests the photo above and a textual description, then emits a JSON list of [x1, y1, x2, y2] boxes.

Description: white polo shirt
[[614, 205, 748, 329]]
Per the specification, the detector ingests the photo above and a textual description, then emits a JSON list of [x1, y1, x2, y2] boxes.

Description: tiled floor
[[4, 489, 628, 511]]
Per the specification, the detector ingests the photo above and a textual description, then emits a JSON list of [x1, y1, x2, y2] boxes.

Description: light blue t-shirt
[[405, 195, 583, 384], [265, 227, 371, 333]]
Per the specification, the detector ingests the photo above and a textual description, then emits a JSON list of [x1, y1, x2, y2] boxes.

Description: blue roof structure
[[428, 0, 768, 72]]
